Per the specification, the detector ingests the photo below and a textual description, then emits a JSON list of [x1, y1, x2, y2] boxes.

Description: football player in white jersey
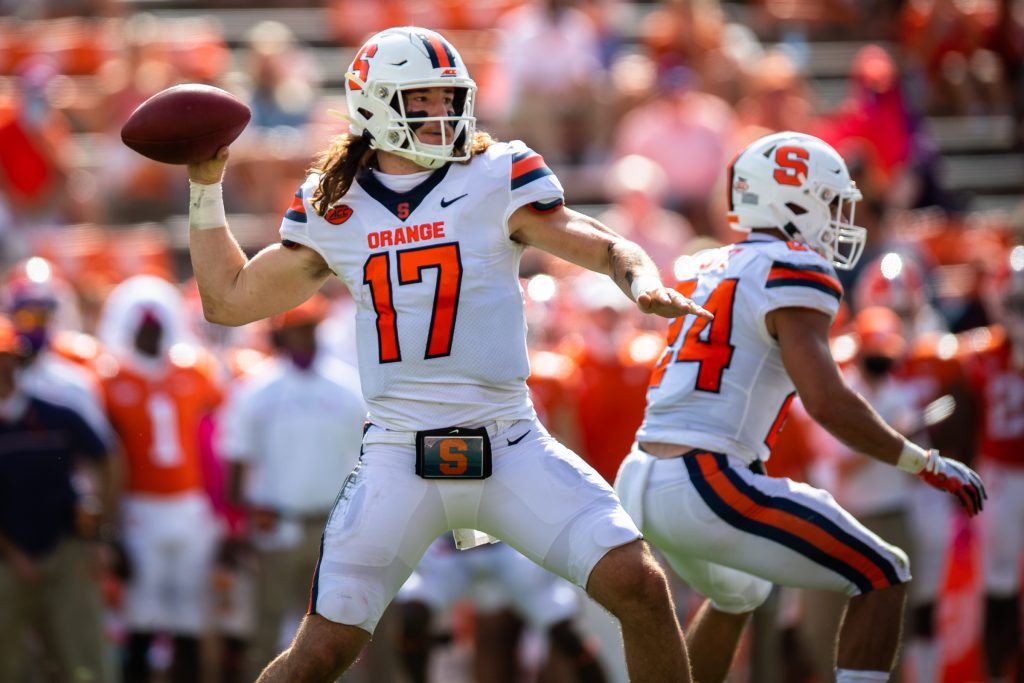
[[185, 25, 706, 683], [614, 131, 986, 683]]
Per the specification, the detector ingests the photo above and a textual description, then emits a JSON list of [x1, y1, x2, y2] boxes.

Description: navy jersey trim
[[356, 164, 452, 220]]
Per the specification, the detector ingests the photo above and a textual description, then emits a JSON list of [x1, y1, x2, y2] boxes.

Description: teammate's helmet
[[727, 131, 866, 269], [853, 251, 929, 316], [344, 26, 477, 170]]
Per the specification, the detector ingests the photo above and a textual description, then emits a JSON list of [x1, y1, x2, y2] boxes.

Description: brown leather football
[[120, 83, 251, 164]]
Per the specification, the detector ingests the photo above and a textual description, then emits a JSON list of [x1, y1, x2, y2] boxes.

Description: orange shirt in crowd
[[100, 348, 223, 496]]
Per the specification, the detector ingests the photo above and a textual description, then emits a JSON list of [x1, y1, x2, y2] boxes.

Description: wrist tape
[[897, 438, 930, 474], [630, 275, 662, 301], [189, 181, 227, 230]]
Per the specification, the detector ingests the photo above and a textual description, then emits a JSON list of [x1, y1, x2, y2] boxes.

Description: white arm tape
[[630, 275, 662, 301], [897, 438, 929, 474], [189, 181, 227, 231]]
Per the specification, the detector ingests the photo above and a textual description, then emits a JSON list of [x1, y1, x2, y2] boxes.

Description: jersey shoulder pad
[[482, 140, 559, 193], [761, 242, 843, 303], [282, 174, 320, 225]]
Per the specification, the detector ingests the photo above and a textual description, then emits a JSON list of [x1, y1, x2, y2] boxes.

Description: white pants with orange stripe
[[615, 447, 911, 614], [310, 417, 640, 633]]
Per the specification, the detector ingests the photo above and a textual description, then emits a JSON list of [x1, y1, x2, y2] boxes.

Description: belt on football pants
[[361, 419, 521, 446]]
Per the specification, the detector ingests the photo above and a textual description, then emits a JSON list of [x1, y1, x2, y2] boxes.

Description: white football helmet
[[344, 26, 477, 169], [728, 131, 866, 269]]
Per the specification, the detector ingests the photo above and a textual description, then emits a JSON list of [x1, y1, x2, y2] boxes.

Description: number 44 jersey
[[280, 141, 563, 431], [637, 235, 843, 465]]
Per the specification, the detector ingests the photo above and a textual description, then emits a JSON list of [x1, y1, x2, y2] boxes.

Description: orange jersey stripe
[[511, 154, 546, 179], [288, 195, 306, 215], [694, 454, 892, 589], [767, 266, 843, 296]]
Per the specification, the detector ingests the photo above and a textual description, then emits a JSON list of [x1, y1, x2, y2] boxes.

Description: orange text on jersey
[[367, 221, 446, 249]]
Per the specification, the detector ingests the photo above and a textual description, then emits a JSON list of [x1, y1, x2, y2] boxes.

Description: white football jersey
[[280, 140, 563, 431], [637, 235, 843, 464]]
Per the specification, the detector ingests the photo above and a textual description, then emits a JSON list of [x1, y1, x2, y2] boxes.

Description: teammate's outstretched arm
[[508, 203, 711, 320], [770, 305, 986, 516], [186, 147, 333, 326]]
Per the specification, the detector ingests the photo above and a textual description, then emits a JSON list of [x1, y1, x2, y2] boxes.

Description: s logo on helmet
[[325, 205, 354, 225]]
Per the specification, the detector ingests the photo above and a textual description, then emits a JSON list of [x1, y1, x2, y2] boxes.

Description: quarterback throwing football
[[186, 26, 705, 683], [614, 131, 986, 683]]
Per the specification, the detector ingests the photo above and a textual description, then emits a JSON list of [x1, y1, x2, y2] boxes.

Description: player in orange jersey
[[962, 246, 1024, 683], [96, 275, 224, 683]]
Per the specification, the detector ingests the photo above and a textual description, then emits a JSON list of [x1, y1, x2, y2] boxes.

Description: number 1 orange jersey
[[959, 325, 1024, 467], [99, 347, 224, 495], [638, 237, 842, 465]]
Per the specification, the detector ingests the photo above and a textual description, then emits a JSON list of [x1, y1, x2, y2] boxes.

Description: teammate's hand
[[188, 145, 230, 184], [918, 451, 986, 516], [637, 286, 714, 320]]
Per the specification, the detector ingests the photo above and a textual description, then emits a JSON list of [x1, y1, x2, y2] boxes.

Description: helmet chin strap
[[391, 146, 449, 169]]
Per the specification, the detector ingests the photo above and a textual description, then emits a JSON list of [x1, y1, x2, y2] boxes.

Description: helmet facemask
[[780, 179, 865, 270]]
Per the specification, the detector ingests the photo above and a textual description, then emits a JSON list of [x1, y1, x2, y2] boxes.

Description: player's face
[[134, 317, 163, 357], [402, 87, 456, 143]]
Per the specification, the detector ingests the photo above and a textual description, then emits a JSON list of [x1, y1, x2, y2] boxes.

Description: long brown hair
[[309, 130, 498, 216]]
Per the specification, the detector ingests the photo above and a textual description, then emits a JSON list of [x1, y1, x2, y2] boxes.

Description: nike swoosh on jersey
[[506, 430, 531, 446], [440, 193, 468, 208]]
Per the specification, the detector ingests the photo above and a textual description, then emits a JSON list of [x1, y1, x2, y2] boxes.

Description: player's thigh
[[981, 460, 1024, 595], [642, 453, 910, 598], [312, 444, 449, 633], [476, 421, 639, 588]]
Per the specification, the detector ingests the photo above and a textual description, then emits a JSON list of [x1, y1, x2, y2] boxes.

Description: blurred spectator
[[96, 275, 223, 683], [733, 48, 817, 145], [559, 273, 660, 483], [900, 0, 1023, 125], [854, 250, 948, 335], [613, 64, 736, 236], [493, 0, 609, 165], [218, 294, 365, 680], [637, 0, 749, 102], [596, 155, 694, 278], [0, 313, 117, 683], [240, 21, 319, 130], [818, 44, 948, 212], [961, 245, 1024, 682], [2, 256, 115, 445], [0, 56, 85, 230]]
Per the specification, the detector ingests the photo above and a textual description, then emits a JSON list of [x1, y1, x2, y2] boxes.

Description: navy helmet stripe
[[418, 34, 441, 69]]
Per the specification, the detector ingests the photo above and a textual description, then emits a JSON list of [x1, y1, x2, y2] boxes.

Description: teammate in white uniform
[[395, 534, 603, 683], [614, 131, 986, 683], [185, 26, 705, 683]]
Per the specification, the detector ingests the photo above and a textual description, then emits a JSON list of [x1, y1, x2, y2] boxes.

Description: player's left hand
[[637, 286, 714, 320], [918, 450, 987, 517]]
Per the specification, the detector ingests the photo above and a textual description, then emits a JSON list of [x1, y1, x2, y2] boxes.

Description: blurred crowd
[[0, 0, 1022, 682]]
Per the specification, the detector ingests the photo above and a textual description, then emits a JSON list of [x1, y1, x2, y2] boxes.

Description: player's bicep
[[220, 241, 331, 326], [770, 307, 847, 417], [508, 204, 623, 274]]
